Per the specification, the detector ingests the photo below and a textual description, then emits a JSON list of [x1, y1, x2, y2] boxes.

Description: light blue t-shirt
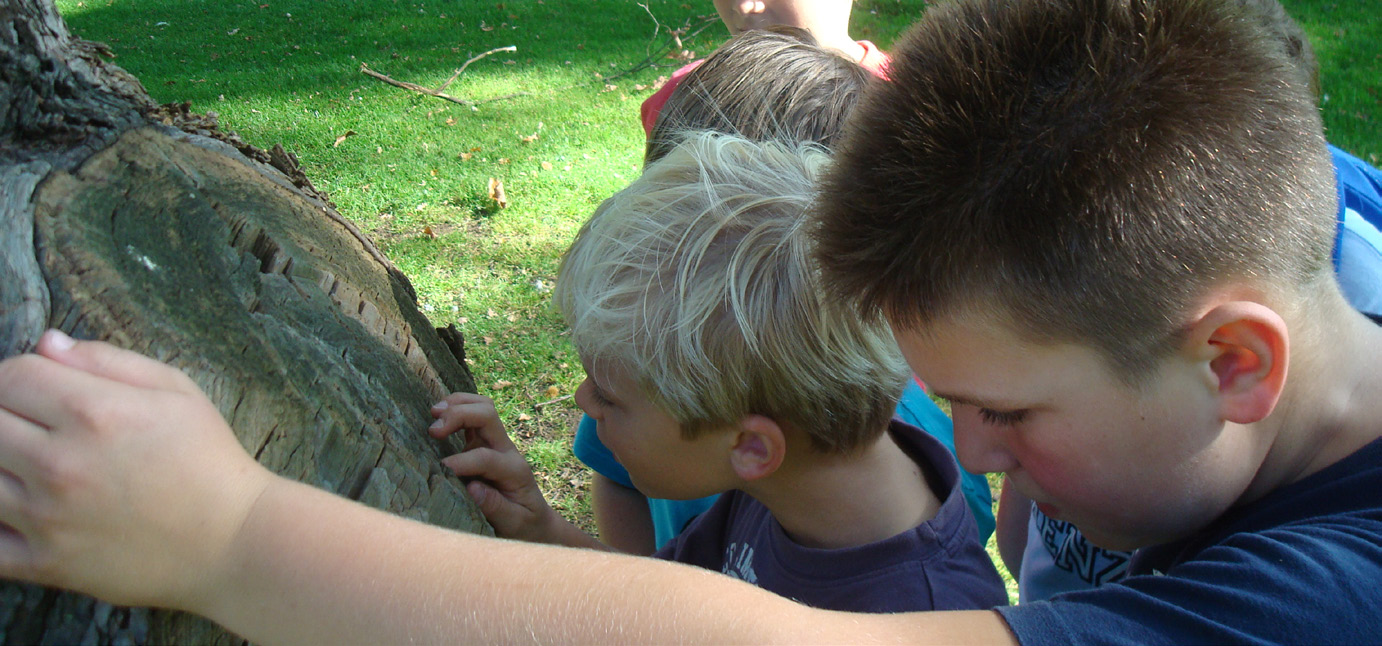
[[573, 378, 995, 549]]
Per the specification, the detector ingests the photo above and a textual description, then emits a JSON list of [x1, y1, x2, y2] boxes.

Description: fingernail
[[432, 400, 449, 411], [429, 419, 444, 430], [45, 329, 75, 351]]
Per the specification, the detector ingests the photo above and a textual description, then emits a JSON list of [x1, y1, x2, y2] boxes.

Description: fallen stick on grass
[[436, 45, 517, 92], [360, 47, 530, 107]]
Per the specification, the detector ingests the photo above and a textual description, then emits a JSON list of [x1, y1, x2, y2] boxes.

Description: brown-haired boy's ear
[[1187, 301, 1290, 424], [729, 415, 787, 482]]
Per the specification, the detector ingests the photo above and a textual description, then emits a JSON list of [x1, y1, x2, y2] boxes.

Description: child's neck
[[740, 425, 941, 550], [808, 29, 866, 66], [1242, 304, 1382, 505]]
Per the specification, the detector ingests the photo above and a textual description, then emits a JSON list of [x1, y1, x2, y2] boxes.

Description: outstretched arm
[[0, 331, 1016, 645]]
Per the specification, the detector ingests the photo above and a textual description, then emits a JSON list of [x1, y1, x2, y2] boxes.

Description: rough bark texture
[[1, 1, 492, 643]]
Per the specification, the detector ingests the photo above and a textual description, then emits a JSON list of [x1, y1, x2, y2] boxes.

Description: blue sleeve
[[997, 522, 1382, 645], [894, 379, 995, 543], [571, 414, 634, 488], [1331, 145, 1382, 318]]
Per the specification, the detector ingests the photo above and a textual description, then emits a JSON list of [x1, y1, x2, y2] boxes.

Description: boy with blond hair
[[586, 25, 995, 556], [429, 132, 1005, 612], [2, 0, 1380, 643]]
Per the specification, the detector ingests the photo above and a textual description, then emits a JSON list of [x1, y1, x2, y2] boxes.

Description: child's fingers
[[463, 480, 507, 523], [440, 446, 523, 482], [0, 353, 138, 438], [0, 407, 48, 485], [33, 330, 197, 395], [430, 392, 492, 418], [0, 525, 36, 583], [427, 401, 510, 446]]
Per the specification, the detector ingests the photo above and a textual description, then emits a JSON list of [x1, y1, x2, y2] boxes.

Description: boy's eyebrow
[[930, 390, 1023, 411]]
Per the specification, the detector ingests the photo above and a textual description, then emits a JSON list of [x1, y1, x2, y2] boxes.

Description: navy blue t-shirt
[[654, 420, 1008, 613], [998, 434, 1382, 644]]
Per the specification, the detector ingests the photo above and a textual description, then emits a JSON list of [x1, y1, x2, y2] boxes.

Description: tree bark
[[1, 1, 491, 643]]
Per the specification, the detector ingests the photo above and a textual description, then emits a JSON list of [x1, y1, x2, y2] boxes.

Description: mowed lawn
[[55, 0, 1379, 602]]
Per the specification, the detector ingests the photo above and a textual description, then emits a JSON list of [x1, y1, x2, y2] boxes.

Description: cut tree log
[[1, 1, 491, 643]]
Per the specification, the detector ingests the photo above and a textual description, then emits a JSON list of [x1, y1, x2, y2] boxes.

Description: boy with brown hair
[[638, 0, 887, 137], [1, 0, 1380, 643], [643, 26, 870, 164], [814, 0, 1382, 640], [992, 0, 1382, 603]]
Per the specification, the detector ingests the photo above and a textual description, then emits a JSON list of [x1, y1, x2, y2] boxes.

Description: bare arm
[[201, 475, 1017, 645], [590, 473, 657, 555], [0, 333, 1017, 645]]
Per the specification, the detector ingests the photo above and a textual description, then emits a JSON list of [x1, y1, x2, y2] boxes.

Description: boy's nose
[[951, 406, 1019, 474], [573, 378, 602, 420]]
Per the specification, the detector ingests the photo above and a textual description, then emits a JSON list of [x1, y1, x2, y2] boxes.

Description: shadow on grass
[[57, 0, 728, 108]]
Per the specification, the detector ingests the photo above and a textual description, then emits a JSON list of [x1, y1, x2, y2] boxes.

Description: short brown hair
[[645, 26, 872, 164], [1236, 0, 1319, 98], [815, 0, 1337, 380]]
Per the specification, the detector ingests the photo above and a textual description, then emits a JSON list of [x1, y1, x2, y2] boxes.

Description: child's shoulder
[[638, 60, 706, 137]]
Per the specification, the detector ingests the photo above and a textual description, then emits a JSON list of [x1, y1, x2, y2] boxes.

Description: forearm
[[591, 474, 657, 555], [538, 510, 616, 552], [198, 476, 1015, 645]]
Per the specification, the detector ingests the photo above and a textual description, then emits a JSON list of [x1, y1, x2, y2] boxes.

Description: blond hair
[[555, 132, 906, 453]]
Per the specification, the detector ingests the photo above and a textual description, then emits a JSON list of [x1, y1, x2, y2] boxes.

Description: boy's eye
[[978, 408, 1027, 426], [591, 387, 615, 408]]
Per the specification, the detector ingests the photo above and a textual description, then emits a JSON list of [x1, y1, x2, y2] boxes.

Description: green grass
[[54, 0, 1378, 602]]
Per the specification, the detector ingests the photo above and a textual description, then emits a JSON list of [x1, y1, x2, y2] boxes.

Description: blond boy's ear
[[728, 415, 787, 482], [1185, 301, 1290, 424]]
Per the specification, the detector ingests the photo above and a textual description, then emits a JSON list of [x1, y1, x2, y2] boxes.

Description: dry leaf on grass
[[460, 152, 473, 161], [517, 413, 533, 422], [493, 380, 514, 389], [332, 130, 356, 147], [487, 177, 509, 208], [520, 121, 544, 143], [545, 385, 561, 398]]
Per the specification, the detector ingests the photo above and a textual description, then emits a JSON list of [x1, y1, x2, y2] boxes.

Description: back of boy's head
[[1235, 0, 1320, 98], [815, 0, 1338, 381], [556, 132, 907, 453], [645, 26, 872, 165]]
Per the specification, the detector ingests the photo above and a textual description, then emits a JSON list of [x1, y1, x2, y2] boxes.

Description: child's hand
[[429, 393, 561, 542], [0, 330, 275, 610]]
